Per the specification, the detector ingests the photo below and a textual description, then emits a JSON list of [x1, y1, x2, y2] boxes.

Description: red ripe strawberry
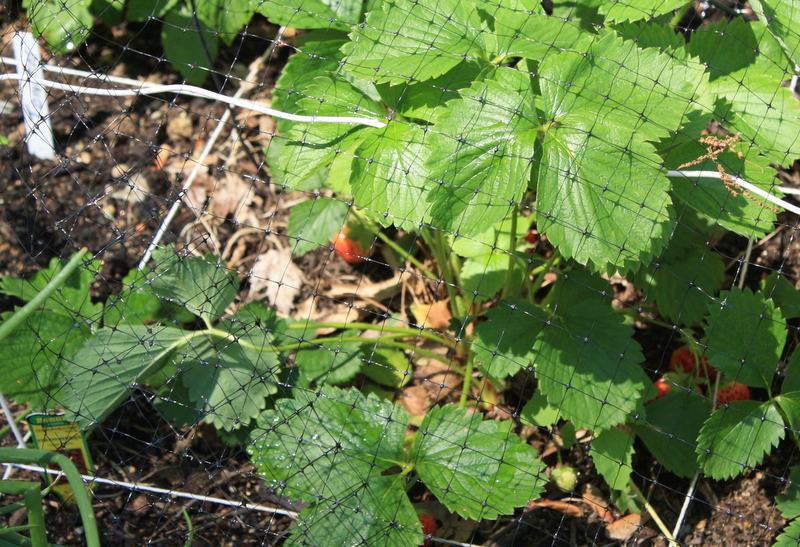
[[716, 381, 750, 406], [650, 378, 670, 402], [418, 513, 437, 547], [669, 347, 717, 381], [524, 229, 538, 244], [333, 228, 370, 264]]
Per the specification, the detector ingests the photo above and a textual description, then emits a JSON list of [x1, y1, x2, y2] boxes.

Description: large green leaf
[[535, 299, 648, 430], [350, 122, 435, 231], [149, 251, 238, 326], [0, 311, 87, 410], [634, 388, 712, 478], [598, 0, 685, 22], [537, 32, 705, 270], [249, 387, 415, 546], [414, 405, 546, 521], [278, 74, 384, 186], [270, 30, 351, 134], [287, 475, 421, 547], [25, 0, 93, 54], [160, 5, 220, 85], [257, 0, 359, 30], [196, 0, 258, 46], [748, 0, 800, 68], [54, 325, 189, 428], [702, 288, 785, 389], [343, 0, 492, 85], [591, 428, 634, 491], [472, 299, 548, 381], [426, 71, 540, 237], [696, 400, 785, 480], [631, 223, 724, 326]]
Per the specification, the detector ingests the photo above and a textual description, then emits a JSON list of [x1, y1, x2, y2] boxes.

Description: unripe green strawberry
[[551, 466, 578, 492]]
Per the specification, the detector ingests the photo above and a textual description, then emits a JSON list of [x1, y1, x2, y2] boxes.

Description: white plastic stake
[[11, 32, 55, 160]]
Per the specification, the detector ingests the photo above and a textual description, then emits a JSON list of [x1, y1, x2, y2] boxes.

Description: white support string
[[666, 169, 800, 216], [0, 72, 387, 128]]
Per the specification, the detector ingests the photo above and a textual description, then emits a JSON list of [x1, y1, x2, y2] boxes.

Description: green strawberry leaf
[[591, 428, 635, 491], [635, 388, 713, 478], [295, 330, 365, 386], [160, 6, 219, 85], [414, 405, 546, 520], [104, 268, 164, 326], [278, 74, 384, 187], [702, 288, 785, 390], [775, 518, 800, 547], [249, 386, 409, 503], [286, 197, 349, 257], [0, 310, 87, 410], [782, 350, 800, 395], [287, 474, 421, 547], [520, 390, 561, 428], [696, 400, 785, 480], [776, 465, 800, 520], [0, 251, 102, 322], [762, 272, 800, 321], [426, 70, 540, 237], [256, 0, 355, 31], [537, 31, 704, 270], [343, 0, 492, 85], [598, 0, 686, 22], [535, 299, 648, 430], [149, 251, 238, 326], [350, 122, 434, 232], [472, 299, 548, 381], [54, 324, 189, 429], [774, 392, 800, 436], [269, 30, 350, 134], [748, 0, 800, 68], [630, 223, 724, 326]]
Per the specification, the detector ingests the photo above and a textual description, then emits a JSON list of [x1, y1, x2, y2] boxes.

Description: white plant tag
[[12, 32, 55, 160]]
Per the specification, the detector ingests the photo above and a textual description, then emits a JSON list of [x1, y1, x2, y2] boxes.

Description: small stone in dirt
[[167, 114, 195, 140]]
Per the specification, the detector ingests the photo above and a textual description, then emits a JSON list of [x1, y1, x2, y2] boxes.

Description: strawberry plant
[[248, 386, 545, 547], [261, 0, 800, 540]]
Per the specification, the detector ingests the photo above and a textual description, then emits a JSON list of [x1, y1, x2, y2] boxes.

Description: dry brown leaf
[[606, 513, 642, 542], [527, 499, 584, 518], [581, 483, 614, 523], [245, 248, 303, 315], [399, 385, 431, 416], [409, 300, 452, 331]]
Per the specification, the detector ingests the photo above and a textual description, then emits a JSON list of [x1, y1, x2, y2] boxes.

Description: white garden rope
[[5, 462, 484, 547], [665, 169, 800, 216], [0, 72, 388, 128]]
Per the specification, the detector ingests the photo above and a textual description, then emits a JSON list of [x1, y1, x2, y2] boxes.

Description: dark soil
[[3, 6, 800, 547]]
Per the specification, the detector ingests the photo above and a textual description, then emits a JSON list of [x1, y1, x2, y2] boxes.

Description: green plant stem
[[285, 322, 454, 347], [628, 478, 678, 547], [375, 231, 437, 281], [0, 410, 27, 441], [0, 248, 89, 343], [669, 1, 694, 29], [182, 506, 195, 547], [527, 252, 561, 304], [423, 227, 465, 318], [501, 209, 519, 301], [459, 353, 475, 408]]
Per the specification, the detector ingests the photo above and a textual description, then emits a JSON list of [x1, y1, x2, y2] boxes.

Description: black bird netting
[[2, 0, 800, 545]]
